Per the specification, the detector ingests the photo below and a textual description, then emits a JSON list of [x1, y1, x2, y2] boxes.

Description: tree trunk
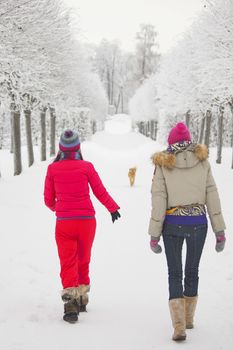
[[111, 56, 116, 105], [231, 125, 233, 169], [0, 109, 1, 173], [40, 107, 47, 161], [198, 117, 205, 144], [154, 120, 158, 141], [141, 121, 145, 135], [115, 92, 121, 114], [10, 113, 14, 153], [11, 110, 22, 175], [0, 112, 5, 149], [141, 47, 146, 80], [121, 87, 124, 113], [111, 74, 114, 105], [149, 120, 153, 140], [107, 69, 111, 103], [49, 107, 56, 156], [24, 109, 34, 167], [92, 120, 97, 134], [146, 121, 150, 137], [150, 120, 158, 141], [216, 105, 224, 164], [228, 103, 233, 169], [232, 142, 233, 169], [185, 110, 191, 128], [204, 110, 212, 147], [139, 121, 144, 134]]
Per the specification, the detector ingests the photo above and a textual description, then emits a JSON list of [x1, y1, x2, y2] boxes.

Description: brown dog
[[128, 167, 137, 187]]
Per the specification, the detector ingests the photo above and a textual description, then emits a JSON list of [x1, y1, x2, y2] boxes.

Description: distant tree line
[[92, 23, 160, 115]]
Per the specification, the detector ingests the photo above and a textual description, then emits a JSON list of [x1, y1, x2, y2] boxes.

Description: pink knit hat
[[168, 122, 191, 145]]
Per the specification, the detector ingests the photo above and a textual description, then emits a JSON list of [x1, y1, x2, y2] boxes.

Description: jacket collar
[[151, 143, 209, 169]]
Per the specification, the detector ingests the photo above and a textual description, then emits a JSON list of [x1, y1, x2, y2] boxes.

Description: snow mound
[[104, 114, 132, 134], [90, 113, 154, 156], [90, 130, 153, 151]]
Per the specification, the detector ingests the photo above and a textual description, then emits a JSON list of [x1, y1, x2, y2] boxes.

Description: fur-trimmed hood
[[151, 144, 208, 169]]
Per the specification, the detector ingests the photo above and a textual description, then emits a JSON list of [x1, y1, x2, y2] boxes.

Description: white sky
[[64, 0, 204, 52]]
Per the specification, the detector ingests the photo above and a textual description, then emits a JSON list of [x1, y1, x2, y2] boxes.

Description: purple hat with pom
[[168, 122, 191, 145], [59, 130, 80, 151]]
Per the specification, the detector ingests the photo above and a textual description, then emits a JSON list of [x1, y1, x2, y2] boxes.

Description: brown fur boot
[[61, 287, 80, 302], [78, 285, 90, 312], [61, 287, 80, 323], [184, 295, 198, 329], [169, 298, 186, 341], [63, 299, 79, 323]]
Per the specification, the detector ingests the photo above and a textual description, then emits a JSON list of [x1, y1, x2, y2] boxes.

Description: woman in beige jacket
[[148, 122, 226, 341]]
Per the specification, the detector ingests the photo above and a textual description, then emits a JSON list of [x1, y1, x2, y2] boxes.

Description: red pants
[[55, 219, 96, 289]]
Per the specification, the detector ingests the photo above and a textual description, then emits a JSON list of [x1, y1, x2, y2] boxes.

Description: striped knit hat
[[59, 130, 80, 152]]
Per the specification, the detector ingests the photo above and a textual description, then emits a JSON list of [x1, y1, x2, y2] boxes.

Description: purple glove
[[150, 237, 162, 254], [215, 232, 226, 253]]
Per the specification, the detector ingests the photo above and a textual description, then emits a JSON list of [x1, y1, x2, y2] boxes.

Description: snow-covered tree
[[94, 40, 139, 114], [143, 0, 233, 152], [95, 39, 122, 108], [135, 23, 160, 83], [129, 76, 159, 139], [0, 0, 108, 175]]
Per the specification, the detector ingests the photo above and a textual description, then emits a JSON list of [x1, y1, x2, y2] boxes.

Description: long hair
[[53, 151, 62, 162], [53, 150, 83, 162]]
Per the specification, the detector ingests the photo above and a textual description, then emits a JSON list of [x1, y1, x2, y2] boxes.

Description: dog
[[128, 167, 137, 187]]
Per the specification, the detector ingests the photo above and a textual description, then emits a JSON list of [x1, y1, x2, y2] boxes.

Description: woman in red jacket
[[44, 130, 120, 323]]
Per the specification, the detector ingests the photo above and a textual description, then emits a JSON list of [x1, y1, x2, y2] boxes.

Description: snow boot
[[63, 299, 79, 323], [61, 287, 80, 302], [184, 295, 198, 329], [169, 298, 186, 341], [61, 287, 80, 323], [78, 284, 90, 312]]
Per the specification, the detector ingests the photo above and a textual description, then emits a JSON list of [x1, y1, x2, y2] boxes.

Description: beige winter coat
[[148, 144, 226, 238]]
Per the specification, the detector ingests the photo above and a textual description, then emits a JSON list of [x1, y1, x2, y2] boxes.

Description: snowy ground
[[0, 118, 233, 350]]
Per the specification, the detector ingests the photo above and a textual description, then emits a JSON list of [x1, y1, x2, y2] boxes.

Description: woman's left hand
[[150, 237, 162, 254]]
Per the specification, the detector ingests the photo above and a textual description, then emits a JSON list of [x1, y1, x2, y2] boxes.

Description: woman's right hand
[[111, 210, 121, 223], [215, 232, 226, 252]]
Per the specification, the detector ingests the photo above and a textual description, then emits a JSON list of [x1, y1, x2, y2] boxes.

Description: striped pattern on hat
[[59, 130, 80, 151]]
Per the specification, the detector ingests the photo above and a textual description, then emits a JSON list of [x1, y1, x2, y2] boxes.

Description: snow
[[0, 119, 233, 350], [104, 114, 132, 134]]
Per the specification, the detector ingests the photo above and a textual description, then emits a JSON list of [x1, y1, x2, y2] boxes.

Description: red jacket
[[44, 160, 120, 218]]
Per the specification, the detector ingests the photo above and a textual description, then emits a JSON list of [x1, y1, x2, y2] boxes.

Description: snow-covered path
[[0, 127, 233, 349]]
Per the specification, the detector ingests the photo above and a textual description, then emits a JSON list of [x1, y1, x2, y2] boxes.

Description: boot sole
[[63, 318, 78, 324], [63, 313, 78, 324], [186, 324, 194, 329], [80, 305, 87, 312], [173, 335, 186, 341]]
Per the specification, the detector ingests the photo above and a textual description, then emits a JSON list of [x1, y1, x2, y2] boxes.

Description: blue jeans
[[162, 223, 207, 300]]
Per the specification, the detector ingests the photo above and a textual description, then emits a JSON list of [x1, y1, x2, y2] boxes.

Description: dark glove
[[215, 232, 226, 252], [111, 210, 121, 223], [150, 237, 162, 254]]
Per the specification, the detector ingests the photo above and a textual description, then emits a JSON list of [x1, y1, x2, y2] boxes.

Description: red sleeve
[[44, 165, 56, 211], [88, 163, 120, 213]]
